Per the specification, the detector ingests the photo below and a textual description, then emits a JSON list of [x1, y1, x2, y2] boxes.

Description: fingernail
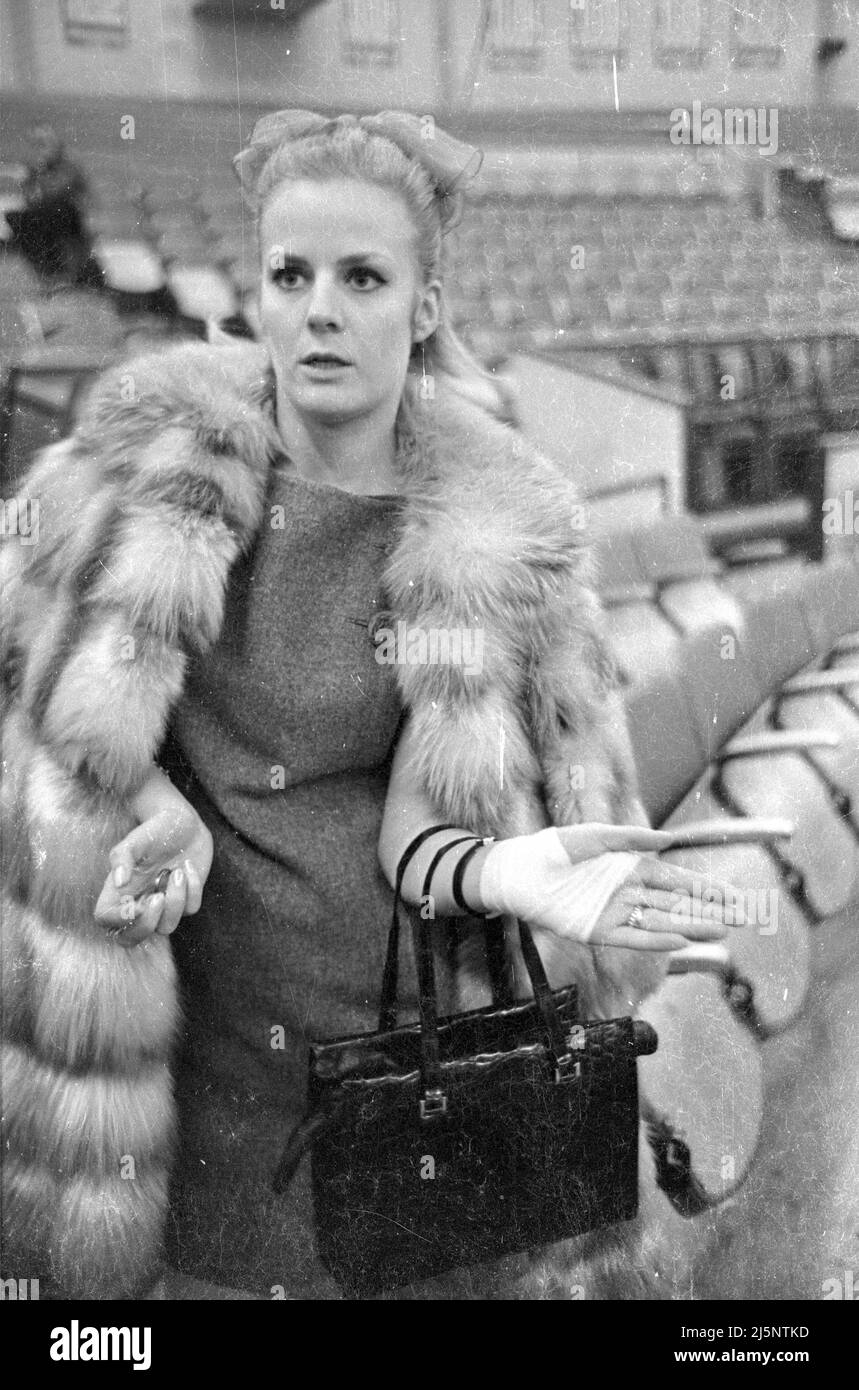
[[148, 892, 165, 910], [171, 867, 185, 888], [153, 868, 172, 894], [114, 865, 130, 888]]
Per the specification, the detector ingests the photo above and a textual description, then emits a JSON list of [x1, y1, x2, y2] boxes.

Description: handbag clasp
[[419, 1088, 448, 1120]]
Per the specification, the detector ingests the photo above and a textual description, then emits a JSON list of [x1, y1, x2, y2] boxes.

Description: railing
[[539, 328, 859, 565]]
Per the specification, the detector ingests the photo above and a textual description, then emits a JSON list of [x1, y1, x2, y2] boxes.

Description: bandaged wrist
[[478, 828, 641, 943]]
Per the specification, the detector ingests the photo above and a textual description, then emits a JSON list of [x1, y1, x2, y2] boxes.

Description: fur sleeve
[[532, 592, 650, 830], [384, 391, 638, 837], [3, 342, 276, 798]]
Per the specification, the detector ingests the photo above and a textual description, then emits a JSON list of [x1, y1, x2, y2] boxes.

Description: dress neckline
[[271, 452, 403, 505]]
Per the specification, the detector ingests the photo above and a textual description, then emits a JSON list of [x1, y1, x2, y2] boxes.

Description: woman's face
[[259, 177, 439, 427]]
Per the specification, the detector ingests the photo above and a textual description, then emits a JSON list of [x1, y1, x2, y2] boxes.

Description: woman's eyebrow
[[269, 251, 311, 267], [338, 252, 393, 268], [268, 251, 393, 268]]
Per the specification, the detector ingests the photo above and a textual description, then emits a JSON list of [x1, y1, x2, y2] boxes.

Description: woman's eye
[[271, 267, 305, 289], [347, 267, 385, 290]]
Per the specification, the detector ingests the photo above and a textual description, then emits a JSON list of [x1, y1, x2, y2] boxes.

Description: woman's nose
[[306, 275, 343, 330]]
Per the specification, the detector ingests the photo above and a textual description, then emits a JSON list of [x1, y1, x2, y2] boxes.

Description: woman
[[0, 111, 736, 1301]]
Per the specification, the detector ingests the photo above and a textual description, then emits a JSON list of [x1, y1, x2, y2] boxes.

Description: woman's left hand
[[94, 772, 214, 947], [478, 824, 744, 952], [587, 851, 743, 951]]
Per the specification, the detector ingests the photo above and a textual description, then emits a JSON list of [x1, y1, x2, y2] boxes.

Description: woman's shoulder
[[407, 379, 590, 566], [81, 337, 274, 438], [69, 338, 278, 512], [427, 381, 582, 500], [9, 340, 278, 591], [389, 381, 595, 617], [6, 341, 278, 671]]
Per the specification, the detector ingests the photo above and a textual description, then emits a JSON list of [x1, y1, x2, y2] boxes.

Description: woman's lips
[[300, 355, 352, 370]]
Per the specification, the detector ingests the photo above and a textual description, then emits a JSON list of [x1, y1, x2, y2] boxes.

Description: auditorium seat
[[625, 662, 704, 828], [742, 576, 819, 690], [603, 601, 684, 690], [684, 573, 859, 924], [0, 344, 105, 487], [592, 527, 687, 687], [715, 741, 857, 921], [89, 207, 147, 240], [596, 499, 859, 1122], [93, 237, 173, 316], [155, 228, 212, 263], [143, 175, 198, 211], [166, 265, 237, 327], [629, 516, 744, 638], [593, 527, 652, 605], [711, 505, 813, 593], [637, 965, 764, 1206], [774, 686, 859, 833], [677, 622, 766, 758], [659, 808, 809, 1034]]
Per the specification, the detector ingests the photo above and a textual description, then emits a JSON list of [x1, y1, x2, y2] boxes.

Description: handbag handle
[[515, 918, 579, 1079], [410, 909, 579, 1115], [379, 824, 458, 1034], [380, 826, 522, 1030], [381, 829, 578, 1116], [410, 908, 447, 1117]]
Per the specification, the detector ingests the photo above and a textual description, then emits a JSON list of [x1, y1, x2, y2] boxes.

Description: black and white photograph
[[1, 0, 858, 1343]]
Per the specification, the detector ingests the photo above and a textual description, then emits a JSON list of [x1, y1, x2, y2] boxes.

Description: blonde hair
[[250, 119, 509, 426]]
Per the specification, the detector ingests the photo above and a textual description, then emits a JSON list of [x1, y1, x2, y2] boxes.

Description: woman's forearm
[[129, 763, 190, 823], [379, 719, 492, 916], [380, 821, 493, 917]]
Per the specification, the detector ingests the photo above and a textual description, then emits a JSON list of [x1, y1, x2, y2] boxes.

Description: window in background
[[569, 0, 629, 70], [653, 0, 711, 69], [62, 0, 129, 47], [487, 0, 544, 72], [340, 0, 400, 68], [730, 0, 785, 67]]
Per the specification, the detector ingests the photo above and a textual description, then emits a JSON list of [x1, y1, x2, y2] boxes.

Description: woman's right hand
[[478, 824, 745, 952], [94, 774, 214, 947]]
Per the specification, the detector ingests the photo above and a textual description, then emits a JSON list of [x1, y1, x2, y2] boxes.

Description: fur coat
[[0, 339, 665, 1300]]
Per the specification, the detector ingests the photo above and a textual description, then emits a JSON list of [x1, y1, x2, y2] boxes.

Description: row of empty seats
[[591, 510, 859, 1243], [6, 132, 859, 347], [448, 195, 859, 355]]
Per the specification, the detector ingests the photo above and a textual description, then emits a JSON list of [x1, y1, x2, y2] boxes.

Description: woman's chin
[[288, 385, 392, 427], [289, 387, 359, 418]]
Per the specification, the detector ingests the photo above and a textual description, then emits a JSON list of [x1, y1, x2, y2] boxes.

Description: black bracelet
[[421, 835, 480, 902], [394, 824, 459, 899], [452, 840, 491, 914]]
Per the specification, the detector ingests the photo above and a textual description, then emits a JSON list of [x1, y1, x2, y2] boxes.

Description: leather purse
[[274, 832, 658, 1298]]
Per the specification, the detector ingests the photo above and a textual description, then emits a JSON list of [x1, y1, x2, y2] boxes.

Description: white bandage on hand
[[478, 827, 641, 944]]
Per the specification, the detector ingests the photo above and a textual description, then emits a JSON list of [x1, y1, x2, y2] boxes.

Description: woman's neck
[[275, 392, 403, 497]]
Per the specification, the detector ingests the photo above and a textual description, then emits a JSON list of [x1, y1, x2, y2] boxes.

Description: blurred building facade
[[0, 1, 856, 115]]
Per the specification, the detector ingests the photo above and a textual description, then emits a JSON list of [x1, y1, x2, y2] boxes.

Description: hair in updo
[[252, 122, 510, 424]]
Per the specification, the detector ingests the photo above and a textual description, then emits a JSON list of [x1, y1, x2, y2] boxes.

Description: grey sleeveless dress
[[165, 460, 415, 1298]]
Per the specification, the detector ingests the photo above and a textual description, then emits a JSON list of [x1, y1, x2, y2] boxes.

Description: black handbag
[[274, 834, 658, 1297]]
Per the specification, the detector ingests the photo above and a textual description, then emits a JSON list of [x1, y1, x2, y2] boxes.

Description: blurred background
[[1, 0, 859, 564]]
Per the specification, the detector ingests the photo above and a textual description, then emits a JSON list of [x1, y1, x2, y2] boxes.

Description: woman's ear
[[412, 280, 442, 344]]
